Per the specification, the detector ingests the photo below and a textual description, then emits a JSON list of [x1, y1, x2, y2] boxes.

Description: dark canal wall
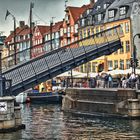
[[62, 88, 140, 118]]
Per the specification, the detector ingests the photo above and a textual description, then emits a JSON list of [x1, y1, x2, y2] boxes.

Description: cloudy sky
[[0, 0, 89, 36]]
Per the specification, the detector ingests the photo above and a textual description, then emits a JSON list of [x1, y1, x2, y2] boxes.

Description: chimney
[[19, 21, 25, 28]]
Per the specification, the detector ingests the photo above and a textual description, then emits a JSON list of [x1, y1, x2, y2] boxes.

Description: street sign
[[0, 102, 7, 111]]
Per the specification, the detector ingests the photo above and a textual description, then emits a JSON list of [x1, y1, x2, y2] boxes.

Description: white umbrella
[[107, 69, 124, 75], [57, 70, 87, 78]]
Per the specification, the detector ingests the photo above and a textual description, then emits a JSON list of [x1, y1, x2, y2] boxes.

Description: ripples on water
[[0, 103, 140, 140]]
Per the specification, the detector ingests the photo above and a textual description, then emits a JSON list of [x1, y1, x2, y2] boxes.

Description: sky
[[0, 0, 89, 36]]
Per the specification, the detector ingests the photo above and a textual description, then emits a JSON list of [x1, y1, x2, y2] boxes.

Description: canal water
[[0, 104, 140, 140]]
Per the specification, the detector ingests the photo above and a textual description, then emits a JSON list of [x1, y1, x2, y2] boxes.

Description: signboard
[[0, 102, 7, 111]]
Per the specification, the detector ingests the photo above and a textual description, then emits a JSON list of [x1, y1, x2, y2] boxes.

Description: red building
[[32, 25, 50, 58]]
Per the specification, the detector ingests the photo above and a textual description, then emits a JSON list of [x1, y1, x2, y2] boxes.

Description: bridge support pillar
[[0, 96, 25, 132], [128, 99, 140, 118]]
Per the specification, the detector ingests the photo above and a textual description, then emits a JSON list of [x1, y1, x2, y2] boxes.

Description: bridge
[[2, 25, 123, 95]]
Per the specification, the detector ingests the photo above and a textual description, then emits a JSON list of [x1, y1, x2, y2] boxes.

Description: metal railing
[[2, 25, 123, 95]]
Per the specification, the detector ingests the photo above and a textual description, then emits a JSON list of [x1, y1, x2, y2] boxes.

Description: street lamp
[[0, 40, 3, 96], [133, 33, 140, 74]]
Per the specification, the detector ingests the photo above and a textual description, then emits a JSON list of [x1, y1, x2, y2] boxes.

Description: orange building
[[60, 4, 92, 47]]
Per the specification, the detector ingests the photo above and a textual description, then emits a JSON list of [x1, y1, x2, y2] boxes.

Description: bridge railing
[[2, 25, 123, 71]]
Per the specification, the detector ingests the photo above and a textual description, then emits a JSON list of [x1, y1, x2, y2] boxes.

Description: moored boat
[[27, 91, 63, 104]]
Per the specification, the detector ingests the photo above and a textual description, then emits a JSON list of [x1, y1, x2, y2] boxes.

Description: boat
[[16, 92, 27, 103], [27, 91, 63, 104]]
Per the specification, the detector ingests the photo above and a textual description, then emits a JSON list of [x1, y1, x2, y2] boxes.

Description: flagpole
[[5, 10, 17, 65], [13, 16, 16, 65], [30, 2, 34, 59]]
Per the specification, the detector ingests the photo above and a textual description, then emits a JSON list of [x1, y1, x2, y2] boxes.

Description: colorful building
[[78, 0, 140, 73], [4, 21, 30, 66], [32, 25, 50, 58], [44, 21, 63, 51], [60, 4, 92, 47]]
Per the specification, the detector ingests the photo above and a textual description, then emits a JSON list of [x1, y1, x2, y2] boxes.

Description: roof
[[67, 5, 90, 22], [52, 21, 63, 33], [104, 0, 136, 23], [4, 25, 30, 43], [44, 21, 63, 35], [37, 25, 50, 35]]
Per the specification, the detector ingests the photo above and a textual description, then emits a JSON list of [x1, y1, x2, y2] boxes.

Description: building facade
[[78, 0, 140, 73], [4, 21, 30, 66], [44, 21, 63, 51], [32, 25, 50, 58]]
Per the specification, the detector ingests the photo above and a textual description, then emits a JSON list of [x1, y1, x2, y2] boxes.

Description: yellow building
[[78, 0, 138, 74]]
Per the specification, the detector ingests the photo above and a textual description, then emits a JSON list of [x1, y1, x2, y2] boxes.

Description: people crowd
[[60, 72, 140, 89]]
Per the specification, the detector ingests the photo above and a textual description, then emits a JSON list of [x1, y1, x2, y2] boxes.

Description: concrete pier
[[62, 88, 140, 119], [0, 96, 25, 132]]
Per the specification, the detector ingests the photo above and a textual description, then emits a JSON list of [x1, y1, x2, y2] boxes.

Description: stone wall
[[0, 96, 24, 132], [62, 88, 140, 118]]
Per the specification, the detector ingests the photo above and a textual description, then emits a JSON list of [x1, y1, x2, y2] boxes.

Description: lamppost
[[0, 40, 3, 96], [133, 33, 140, 74]]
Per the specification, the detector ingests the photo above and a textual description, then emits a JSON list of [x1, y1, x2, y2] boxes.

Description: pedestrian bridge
[[2, 25, 123, 95]]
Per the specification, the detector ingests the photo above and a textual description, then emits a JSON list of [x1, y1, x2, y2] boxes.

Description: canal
[[0, 103, 140, 140]]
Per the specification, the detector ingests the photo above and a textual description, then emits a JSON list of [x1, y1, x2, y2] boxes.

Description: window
[[120, 42, 124, 53], [68, 27, 70, 33], [126, 40, 130, 52], [84, 64, 87, 73], [79, 31, 82, 39], [108, 61, 113, 70], [75, 24, 78, 33], [108, 10, 115, 18], [98, 14, 102, 21], [82, 19, 85, 26], [71, 26, 74, 33], [114, 60, 118, 69], [119, 23, 124, 35], [80, 65, 83, 72], [120, 7, 126, 15], [60, 28, 63, 36], [125, 22, 129, 33], [91, 27, 94, 35], [126, 59, 130, 69], [92, 62, 97, 72], [120, 60, 124, 70], [87, 28, 90, 37], [84, 29, 86, 38]]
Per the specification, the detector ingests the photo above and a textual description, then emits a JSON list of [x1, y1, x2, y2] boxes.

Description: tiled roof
[[52, 21, 63, 33], [44, 21, 63, 35], [37, 26, 50, 35], [68, 5, 90, 22], [4, 25, 29, 43]]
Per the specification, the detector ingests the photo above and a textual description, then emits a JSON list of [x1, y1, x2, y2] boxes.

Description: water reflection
[[1, 103, 140, 140]]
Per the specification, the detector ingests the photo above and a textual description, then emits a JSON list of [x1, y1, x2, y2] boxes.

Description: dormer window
[[120, 7, 126, 15], [108, 10, 115, 18]]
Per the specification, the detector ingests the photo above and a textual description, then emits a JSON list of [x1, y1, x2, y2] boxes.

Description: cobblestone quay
[[62, 88, 140, 119]]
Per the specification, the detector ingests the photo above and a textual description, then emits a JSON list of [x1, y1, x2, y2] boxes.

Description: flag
[[5, 10, 11, 20]]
